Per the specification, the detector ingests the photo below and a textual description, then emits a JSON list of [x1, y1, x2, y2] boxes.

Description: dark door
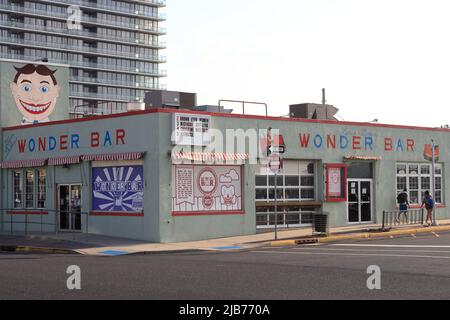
[[59, 185, 82, 231], [348, 180, 373, 223], [59, 185, 70, 230]]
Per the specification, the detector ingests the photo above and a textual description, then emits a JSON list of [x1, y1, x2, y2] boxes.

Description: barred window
[[255, 161, 316, 202]]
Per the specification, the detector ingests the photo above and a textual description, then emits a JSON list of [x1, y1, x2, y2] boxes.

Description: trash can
[[313, 212, 330, 236]]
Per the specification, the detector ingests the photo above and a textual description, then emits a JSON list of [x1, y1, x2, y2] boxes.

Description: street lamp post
[[431, 140, 437, 226]]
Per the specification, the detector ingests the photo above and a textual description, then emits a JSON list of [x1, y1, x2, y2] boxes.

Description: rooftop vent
[[289, 103, 339, 121]]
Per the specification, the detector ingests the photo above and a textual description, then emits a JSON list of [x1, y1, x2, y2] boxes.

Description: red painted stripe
[[3, 108, 450, 133], [89, 211, 144, 217], [7, 211, 49, 215], [409, 205, 446, 209], [172, 211, 245, 217]]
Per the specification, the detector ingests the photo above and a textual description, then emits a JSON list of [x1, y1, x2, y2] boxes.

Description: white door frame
[[347, 179, 374, 224]]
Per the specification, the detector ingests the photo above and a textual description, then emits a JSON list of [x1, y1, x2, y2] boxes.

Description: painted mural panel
[[172, 165, 243, 214], [0, 61, 69, 127], [92, 166, 144, 213]]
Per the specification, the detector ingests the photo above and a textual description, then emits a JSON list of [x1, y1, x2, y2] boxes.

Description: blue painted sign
[[92, 166, 144, 213]]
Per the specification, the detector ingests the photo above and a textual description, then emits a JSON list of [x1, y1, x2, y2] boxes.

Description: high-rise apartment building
[[0, 0, 166, 116]]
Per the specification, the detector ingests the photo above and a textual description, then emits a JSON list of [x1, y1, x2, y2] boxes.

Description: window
[[13, 171, 23, 208], [37, 169, 46, 208], [12, 169, 47, 209], [255, 161, 316, 202], [25, 171, 34, 208], [396, 163, 443, 204]]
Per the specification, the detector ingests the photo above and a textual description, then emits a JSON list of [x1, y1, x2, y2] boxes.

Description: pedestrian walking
[[421, 191, 435, 226], [396, 189, 409, 223]]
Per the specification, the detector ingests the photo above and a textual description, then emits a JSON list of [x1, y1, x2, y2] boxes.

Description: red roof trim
[[3, 108, 450, 133]]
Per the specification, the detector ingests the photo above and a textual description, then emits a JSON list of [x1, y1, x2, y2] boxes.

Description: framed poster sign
[[325, 164, 347, 202], [172, 113, 211, 146], [172, 165, 244, 216], [92, 165, 144, 214]]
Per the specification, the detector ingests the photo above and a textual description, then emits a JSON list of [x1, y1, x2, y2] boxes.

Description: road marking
[[253, 250, 450, 260], [293, 247, 450, 254], [432, 232, 440, 238], [331, 244, 450, 248], [210, 246, 242, 251]]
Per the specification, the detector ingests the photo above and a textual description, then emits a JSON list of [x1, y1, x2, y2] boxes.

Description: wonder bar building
[[1, 105, 449, 242]]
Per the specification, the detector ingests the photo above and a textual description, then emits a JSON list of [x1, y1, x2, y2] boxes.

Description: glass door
[[347, 180, 373, 223], [58, 184, 82, 231]]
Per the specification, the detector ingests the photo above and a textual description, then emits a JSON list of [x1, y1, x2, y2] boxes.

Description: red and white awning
[[172, 152, 249, 162], [344, 156, 382, 161], [82, 152, 144, 162], [48, 156, 81, 166], [1, 159, 46, 169]]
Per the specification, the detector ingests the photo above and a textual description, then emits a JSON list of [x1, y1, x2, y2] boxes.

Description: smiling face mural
[[10, 64, 60, 125]]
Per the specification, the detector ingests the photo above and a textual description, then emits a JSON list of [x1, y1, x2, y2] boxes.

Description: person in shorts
[[421, 191, 435, 226], [396, 189, 409, 223]]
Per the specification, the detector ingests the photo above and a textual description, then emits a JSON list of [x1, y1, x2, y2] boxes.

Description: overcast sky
[[164, 0, 450, 127]]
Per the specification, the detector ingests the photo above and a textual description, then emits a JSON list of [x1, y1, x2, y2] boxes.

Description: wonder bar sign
[[299, 131, 416, 153], [4, 128, 127, 160]]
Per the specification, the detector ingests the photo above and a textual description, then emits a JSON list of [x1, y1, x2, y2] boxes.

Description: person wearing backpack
[[396, 189, 409, 223], [421, 191, 435, 226]]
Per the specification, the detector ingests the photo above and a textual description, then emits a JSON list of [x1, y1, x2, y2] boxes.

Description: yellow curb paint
[[271, 240, 297, 247], [313, 225, 450, 245]]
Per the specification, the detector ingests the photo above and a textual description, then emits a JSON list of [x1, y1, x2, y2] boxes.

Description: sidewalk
[[2, 219, 450, 256]]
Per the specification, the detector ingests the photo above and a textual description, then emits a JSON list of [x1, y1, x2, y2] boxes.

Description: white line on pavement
[[293, 247, 450, 254], [331, 244, 450, 248], [252, 250, 450, 260]]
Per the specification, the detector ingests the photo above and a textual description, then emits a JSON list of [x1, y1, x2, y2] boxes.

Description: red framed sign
[[172, 165, 244, 216], [325, 164, 348, 202]]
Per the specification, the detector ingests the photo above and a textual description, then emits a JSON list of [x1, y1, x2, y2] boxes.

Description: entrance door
[[348, 179, 373, 223], [58, 184, 82, 231]]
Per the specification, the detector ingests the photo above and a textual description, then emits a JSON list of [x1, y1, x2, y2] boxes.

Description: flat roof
[[3, 108, 450, 133]]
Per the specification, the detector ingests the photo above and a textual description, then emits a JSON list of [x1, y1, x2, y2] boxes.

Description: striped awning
[[1, 159, 46, 169], [344, 156, 382, 161], [48, 156, 81, 166], [82, 152, 144, 162], [172, 152, 249, 162]]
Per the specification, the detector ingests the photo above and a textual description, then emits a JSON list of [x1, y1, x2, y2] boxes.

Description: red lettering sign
[[385, 138, 393, 151], [116, 129, 126, 145], [91, 132, 100, 148], [60, 135, 68, 150]]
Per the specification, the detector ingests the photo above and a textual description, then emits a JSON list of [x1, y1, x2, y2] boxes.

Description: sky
[[164, 0, 450, 127]]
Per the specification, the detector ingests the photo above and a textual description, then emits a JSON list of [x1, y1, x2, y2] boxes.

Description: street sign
[[269, 153, 283, 174], [269, 145, 286, 154]]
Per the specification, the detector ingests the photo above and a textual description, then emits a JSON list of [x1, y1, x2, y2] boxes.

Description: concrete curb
[[0, 245, 78, 255], [269, 225, 450, 247]]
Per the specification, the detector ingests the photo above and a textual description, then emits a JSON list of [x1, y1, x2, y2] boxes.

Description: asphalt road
[[1, 232, 450, 300]]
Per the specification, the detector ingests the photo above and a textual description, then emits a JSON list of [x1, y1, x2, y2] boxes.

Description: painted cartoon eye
[[21, 84, 32, 93], [40, 86, 49, 94]]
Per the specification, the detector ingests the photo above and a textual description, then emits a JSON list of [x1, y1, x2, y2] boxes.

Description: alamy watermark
[[67, 6, 82, 30], [66, 265, 81, 290], [171, 128, 281, 166], [366, 265, 381, 290]]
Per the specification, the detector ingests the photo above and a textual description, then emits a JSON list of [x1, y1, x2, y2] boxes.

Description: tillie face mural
[[10, 64, 60, 125]]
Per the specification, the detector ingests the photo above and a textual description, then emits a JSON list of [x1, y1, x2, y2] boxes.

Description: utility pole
[[431, 140, 437, 226]]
